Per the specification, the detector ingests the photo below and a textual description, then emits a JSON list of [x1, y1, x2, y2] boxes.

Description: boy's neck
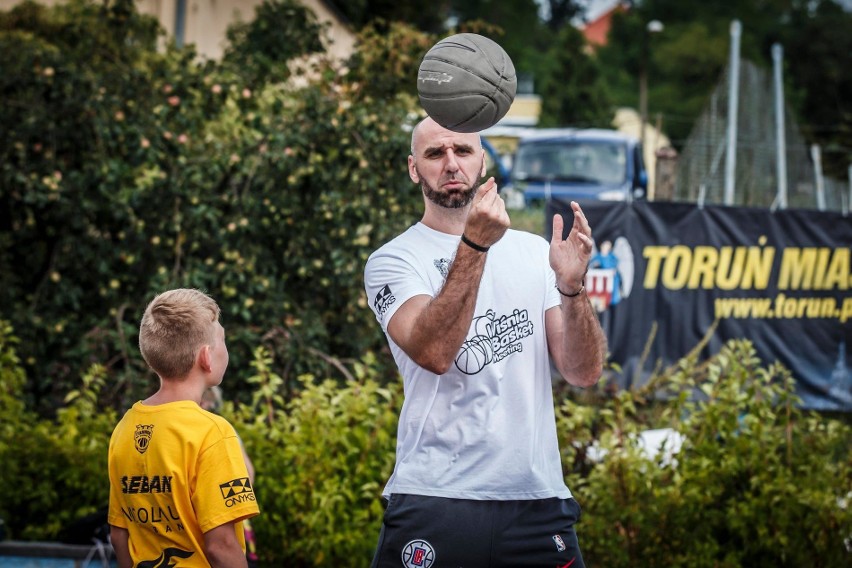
[[143, 375, 208, 406]]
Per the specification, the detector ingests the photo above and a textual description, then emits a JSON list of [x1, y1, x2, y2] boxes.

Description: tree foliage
[[344, 20, 436, 101], [597, 0, 852, 175], [222, 0, 326, 89], [0, 0, 422, 410], [537, 24, 612, 128]]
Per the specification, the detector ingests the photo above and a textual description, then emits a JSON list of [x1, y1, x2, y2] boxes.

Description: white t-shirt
[[364, 223, 571, 500]]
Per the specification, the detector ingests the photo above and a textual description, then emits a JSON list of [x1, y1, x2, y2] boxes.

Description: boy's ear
[[198, 344, 212, 372]]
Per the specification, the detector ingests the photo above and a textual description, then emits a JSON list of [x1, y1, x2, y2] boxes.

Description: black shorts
[[370, 494, 585, 568]]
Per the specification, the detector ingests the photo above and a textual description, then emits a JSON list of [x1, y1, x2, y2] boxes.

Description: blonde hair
[[139, 288, 220, 379]]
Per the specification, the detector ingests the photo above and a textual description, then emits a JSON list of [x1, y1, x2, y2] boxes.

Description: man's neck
[[421, 202, 470, 235]]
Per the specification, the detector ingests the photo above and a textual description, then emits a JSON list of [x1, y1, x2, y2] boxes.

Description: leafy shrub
[[229, 348, 400, 565], [0, 322, 115, 540], [1, 323, 848, 566], [560, 339, 851, 568]]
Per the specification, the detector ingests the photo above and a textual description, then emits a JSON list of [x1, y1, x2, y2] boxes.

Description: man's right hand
[[463, 177, 510, 249]]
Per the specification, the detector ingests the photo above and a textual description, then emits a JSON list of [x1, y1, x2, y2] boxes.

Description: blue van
[[506, 128, 647, 204]]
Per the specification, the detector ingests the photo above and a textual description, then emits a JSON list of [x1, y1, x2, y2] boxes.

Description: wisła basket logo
[[134, 424, 154, 454], [401, 539, 435, 568]]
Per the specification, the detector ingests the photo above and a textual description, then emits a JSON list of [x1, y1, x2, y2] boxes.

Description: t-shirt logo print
[[220, 478, 254, 499], [374, 284, 396, 316], [433, 257, 451, 278], [455, 308, 534, 374], [134, 424, 154, 454], [136, 547, 193, 568]]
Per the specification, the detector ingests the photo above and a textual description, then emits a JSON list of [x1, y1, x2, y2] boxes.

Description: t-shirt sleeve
[[364, 249, 434, 333], [193, 426, 259, 533]]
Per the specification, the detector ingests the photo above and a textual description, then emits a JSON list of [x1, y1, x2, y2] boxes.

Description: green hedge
[[1, 322, 849, 566]]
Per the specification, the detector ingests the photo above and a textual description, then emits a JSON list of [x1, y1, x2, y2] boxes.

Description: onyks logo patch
[[219, 478, 256, 507], [374, 284, 396, 316]]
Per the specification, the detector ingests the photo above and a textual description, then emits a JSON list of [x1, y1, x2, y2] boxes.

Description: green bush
[[229, 347, 400, 565], [560, 339, 851, 568], [0, 321, 115, 540], [1, 321, 848, 565]]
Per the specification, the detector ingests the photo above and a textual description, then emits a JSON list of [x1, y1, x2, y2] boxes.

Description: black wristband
[[556, 284, 584, 297], [460, 234, 490, 253]]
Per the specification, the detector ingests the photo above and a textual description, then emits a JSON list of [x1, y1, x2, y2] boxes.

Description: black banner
[[546, 199, 852, 411]]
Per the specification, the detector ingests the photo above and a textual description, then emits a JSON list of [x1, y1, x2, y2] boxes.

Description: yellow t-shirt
[[108, 401, 260, 567]]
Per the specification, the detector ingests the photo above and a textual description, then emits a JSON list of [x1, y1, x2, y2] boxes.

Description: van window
[[513, 140, 628, 186]]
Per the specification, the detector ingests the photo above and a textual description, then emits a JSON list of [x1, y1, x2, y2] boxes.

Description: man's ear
[[408, 156, 419, 183], [480, 151, 487, 177], [198, 344, 212, 373]]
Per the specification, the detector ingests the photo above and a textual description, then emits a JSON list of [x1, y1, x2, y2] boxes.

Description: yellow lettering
[[824, 248, 849, 290], [688, 246, 718, 289], [662, 246, 691, 289], [643, 246, 668, 288], [741, 246, 774, 290], [779, 248, 817, 290], [812, 248, 830, 289], [717, 247, 745, 290]]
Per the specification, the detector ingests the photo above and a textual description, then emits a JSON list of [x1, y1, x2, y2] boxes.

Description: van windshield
[[513, 140, 628, 185]]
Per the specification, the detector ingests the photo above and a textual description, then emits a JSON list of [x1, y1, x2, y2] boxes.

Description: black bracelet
[[556, 284, 584, 297], [460, 233, 490, 253]]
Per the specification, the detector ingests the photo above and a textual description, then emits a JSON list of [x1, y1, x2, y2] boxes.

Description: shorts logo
[[401, 539, 435, 568], [134, 424, 154, 454], [553, 534, 566, 551], [374, 284, 396, 316]]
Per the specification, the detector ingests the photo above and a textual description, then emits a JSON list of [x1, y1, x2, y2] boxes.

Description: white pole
[[724, 20, 742, 206], [772, 44, 788, 209], [811, 144, 826, 211]]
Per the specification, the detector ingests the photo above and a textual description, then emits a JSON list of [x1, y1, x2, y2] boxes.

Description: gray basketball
[[417, 33, 517, 133]]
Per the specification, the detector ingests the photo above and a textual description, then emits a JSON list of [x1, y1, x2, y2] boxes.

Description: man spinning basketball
[[364, 117, 607, 567]]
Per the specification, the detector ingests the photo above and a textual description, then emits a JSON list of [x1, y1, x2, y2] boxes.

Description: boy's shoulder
[[114, 401, 237, 435]]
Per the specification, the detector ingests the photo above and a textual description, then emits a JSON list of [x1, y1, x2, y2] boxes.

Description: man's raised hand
[[464, 177, 510, 249], [550, 201, 593, 293]]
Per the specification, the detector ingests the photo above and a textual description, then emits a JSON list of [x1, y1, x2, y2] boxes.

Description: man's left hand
[[549, 201, 593, 294]]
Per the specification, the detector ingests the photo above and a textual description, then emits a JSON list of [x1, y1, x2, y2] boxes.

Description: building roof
[[579, 0, 628, 48]]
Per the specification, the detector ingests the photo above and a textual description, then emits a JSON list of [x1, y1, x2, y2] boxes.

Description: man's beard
[[418, 168, 483, 209]]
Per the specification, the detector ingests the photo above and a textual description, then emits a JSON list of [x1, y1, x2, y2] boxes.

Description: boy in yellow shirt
[[108, 289, 259, 567]]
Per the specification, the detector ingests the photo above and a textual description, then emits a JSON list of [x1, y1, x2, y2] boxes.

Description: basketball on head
[[417, 33, 517, 133]]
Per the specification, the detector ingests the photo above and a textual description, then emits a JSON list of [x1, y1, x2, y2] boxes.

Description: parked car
[[481, 135, 510, 186], [505, 128, 648, 205]]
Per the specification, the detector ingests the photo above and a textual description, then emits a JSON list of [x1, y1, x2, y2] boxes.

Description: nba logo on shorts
[[552, 534, 566, 551], [401, 539, 435, 568]]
